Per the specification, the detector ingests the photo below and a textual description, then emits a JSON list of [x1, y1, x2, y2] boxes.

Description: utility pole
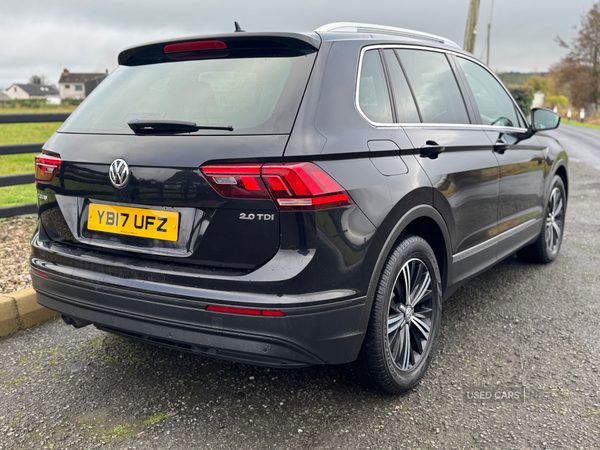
[[463, 0, 481, 54], [486, 0, 494, 65]]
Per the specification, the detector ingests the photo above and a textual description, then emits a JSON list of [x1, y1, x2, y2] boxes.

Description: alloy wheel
[[387, 258, 434, 371], [545, 186, 564, 254]]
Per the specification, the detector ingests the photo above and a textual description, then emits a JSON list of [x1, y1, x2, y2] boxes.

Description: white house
[[2, 83, 60, 100], [58, 69, 108, 99]]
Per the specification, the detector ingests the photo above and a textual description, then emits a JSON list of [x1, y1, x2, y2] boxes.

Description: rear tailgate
[[36, 33, 319, 271]]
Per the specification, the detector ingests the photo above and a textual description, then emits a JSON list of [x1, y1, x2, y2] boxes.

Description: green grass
[[0, 121, 64, 208], [106, 424, 136, 440], [0, 184, 36, 207], [0, 107, 76, 114], [562, 118, 600, 131], [0, 122, 63, 146], [143, 412, 171, 425], [0, 152, 42, 177]]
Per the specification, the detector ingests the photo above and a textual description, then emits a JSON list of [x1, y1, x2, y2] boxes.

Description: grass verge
[[561, 118, 600, 131]]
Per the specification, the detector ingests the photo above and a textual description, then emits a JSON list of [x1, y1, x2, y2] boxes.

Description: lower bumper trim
[[33, 271, 367, 368]]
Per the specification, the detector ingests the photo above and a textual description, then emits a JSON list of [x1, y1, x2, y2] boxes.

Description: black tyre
[[355, 234, 442, 394], [517, 175, 566, 264]]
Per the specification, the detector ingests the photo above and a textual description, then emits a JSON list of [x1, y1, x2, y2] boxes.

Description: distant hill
[[498, 72, 546, 86]]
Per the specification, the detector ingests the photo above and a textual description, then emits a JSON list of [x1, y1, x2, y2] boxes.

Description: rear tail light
[[201, 164, 270, 199], [200, 163, 352, 211], [262, 163, 351, 211], [35, 154, 61, 187]]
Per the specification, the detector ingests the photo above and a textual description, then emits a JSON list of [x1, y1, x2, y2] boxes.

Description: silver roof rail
[[315, 22, 462, 50]]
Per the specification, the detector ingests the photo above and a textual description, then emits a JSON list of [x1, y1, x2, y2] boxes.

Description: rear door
[[390, 48, 500, 283], [453, 56, 546, 260]]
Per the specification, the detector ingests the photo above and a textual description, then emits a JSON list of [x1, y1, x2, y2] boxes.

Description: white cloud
[[0, 0, 594, 88]]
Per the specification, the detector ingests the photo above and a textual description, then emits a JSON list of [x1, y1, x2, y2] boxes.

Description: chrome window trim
[[355, 44, 529, 132], [452, 217, 541, 263]]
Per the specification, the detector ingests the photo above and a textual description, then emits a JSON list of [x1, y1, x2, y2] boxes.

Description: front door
[[454, 56, 546, 260]]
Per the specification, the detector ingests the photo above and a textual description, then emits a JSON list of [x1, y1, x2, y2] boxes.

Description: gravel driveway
[[1, 155, 599, 449], [0, 216, 36, 295]]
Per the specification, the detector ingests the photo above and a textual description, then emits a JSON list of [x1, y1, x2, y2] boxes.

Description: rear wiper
[[127, 119, 233, 133]]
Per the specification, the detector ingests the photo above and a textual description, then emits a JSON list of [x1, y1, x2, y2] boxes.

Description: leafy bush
[[525, 76, 555, 96], [508, 85, 534, 113], [545, 95, 569, 107]]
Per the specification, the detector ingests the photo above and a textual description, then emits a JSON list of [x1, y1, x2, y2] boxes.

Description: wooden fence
[[0, 113, 70, 218]]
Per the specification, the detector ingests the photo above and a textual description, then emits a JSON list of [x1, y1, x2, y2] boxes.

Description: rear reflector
[[200, 162, 352, 211], [31, 268, 48, 278], [206, 305, 285, 316], [34, 154, 61, 187], [164, 40, 227, 53]]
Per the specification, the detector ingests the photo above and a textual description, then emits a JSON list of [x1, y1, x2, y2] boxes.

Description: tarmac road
[[1, 125, 599, 450]]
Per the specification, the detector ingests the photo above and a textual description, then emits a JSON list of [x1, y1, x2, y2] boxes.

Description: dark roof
[[14, 84, 59, 97], [59, 72, 106, 84]]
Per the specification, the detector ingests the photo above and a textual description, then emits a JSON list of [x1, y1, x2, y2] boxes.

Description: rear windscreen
[[60, 54, 316, 135]]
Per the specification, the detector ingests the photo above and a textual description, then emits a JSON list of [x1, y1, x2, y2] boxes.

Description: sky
[[0, 0, 596, 88]]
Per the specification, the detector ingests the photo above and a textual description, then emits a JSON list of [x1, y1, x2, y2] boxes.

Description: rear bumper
[[31, 268, 367, 368]]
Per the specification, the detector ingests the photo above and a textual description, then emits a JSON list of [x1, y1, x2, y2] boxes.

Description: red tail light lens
[[35, 154, 61, 187], [201, 164, 270, 199], [164, 40, 227, 53], [200, 162, 352, 211], [262, 163, 352, 211]]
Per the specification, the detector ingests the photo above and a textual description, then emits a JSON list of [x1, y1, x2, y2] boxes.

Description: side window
[[382, 50, 420, 123], [396, 49, 470, 124], [358, 50, 393, 124], [457, 57, 521, 128]]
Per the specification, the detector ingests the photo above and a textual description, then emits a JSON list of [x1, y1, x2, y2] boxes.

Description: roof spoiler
[[118, 32, 321, 66]]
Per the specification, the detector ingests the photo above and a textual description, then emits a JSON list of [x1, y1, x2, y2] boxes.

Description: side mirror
[[531, 107, 560, 132], [510, 107, 560, 143]]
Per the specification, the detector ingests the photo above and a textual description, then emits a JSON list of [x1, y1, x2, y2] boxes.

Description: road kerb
[[0, 288, 59, 338]]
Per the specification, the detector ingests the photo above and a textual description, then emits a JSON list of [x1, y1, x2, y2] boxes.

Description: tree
[[548, 57, 595, 108], [29, 75, 47, 85], [549, 3, 600, 110]]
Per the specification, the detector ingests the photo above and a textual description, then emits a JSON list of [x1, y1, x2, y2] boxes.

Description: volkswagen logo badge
[[109, 159, 130, 189]]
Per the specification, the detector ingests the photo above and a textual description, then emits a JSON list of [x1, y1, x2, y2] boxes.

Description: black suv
[[31, 23, 568, 393]]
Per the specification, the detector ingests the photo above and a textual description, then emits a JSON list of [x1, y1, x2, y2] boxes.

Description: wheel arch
[[554, 162, 568, 199], [351, 202, 453, 359]]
